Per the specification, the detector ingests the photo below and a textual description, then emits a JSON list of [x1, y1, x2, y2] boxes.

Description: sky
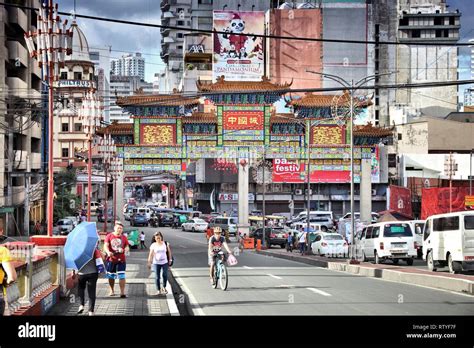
[[59, 0, 473, 94]]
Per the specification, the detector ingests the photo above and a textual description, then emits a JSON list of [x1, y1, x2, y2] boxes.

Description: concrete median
[[257, 249, 474, 296]]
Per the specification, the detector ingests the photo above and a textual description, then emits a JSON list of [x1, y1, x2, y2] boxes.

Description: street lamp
[[98, 134, 116, 232], [78, 90, 102, 221], [25, 0, 73, 236], [306, 70, 395, 262], [109, 157, 123, 223]]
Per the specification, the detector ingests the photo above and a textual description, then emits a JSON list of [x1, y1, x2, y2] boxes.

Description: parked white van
[[423, 211, 474, 274], [132, 207, 151, 220], [357, 221, 417, 265], [407, 220, 425, 258]]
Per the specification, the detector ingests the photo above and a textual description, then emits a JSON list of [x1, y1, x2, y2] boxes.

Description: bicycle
[[212, 251, 228, 291]]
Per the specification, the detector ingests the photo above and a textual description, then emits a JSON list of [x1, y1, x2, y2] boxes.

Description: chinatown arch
[[103, 76, 392, 231]]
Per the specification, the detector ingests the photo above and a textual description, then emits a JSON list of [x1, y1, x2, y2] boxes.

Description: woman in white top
[[147, 231, 172, 295]]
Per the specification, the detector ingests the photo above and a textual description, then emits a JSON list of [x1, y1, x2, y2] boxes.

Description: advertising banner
[[213, 11, 264, 81], [388, 185, 412, 217], [272, 159, 350, 183], [421, 187, 468, 219]]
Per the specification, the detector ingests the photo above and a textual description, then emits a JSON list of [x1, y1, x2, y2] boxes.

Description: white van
[[295, 211, 334, 230], [358, 221, 417, 265], [423, 211, 474, 274], [407, 220, 425, 258], [132, 207, 151, 220]]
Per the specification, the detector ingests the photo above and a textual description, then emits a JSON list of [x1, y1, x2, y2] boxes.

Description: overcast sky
[[59, 0, 473, 95]]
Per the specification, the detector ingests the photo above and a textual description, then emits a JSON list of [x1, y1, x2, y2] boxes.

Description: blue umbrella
[[64, 222, 99, 271], [303, 227, 315, 232]]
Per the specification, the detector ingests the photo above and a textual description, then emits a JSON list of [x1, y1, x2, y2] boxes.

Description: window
[[60, 72, 68, 80], [398, 133, 402, 140], [61, 123, 69, 132], [449, 17, 455, 25], [388, 154, 397, 168], [73, 72, 82, 80], [62, 148, 69, 158], [74, 123, 82, 132], [464, 216, 474, 230], [360, 228, 366, 239], [373, 227, 380, 238], [412, 30, 421, 38], [324, 235, 343, 240], [433, 216, 460, 231], [383, 223, 412, 237], [198, 0, 212, 4], [399, 18, 408, 26], [434, 17, 443, 25], [424, 220, 431, 240], [366, 227, 373, 239], [198, 17, 213, 26], [177, 20, 185, 26], [177, 33, 184, 38], [414, 223, 424, 235]]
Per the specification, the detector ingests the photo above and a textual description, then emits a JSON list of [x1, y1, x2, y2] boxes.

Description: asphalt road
[[131, 224, 474, 316]]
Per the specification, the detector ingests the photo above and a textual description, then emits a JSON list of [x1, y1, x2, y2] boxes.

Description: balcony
[[7, 41, 28, 67], [31, 153, 41, 170], [31, 121, 41, 139], [161, 27, 171, 36], [7, 6, 28, 33], [7, 77, 28, 98], [163, 11, 175, 18], [163, 37, 175, 44]]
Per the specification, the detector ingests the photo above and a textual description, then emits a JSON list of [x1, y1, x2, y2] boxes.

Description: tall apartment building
[[90, 46, 111, 122], [0, 0, 44, 235], [392, 0, 461, 122], [111, 53, 145, 81], [109, 75, 153, 123]]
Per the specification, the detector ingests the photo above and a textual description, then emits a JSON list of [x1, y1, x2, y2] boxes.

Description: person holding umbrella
[[104, 221, 130, 298]]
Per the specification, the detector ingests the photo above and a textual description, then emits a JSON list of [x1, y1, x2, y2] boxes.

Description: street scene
[[0, 0, 474, 345]]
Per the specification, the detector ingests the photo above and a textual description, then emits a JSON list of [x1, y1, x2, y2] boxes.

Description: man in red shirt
[[104, 221, 130, 298]]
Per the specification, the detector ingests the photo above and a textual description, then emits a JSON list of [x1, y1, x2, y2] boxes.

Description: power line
[[1, 2, 473, 48]]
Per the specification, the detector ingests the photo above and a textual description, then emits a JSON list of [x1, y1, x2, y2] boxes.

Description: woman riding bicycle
[[208, 226, 232, 285]]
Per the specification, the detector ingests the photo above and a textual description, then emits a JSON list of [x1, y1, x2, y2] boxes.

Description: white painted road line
[[243, 266, 254, 269], [306, 287, 332, 297], [179, 245, 188, 248], [267, 274, 283, 280]]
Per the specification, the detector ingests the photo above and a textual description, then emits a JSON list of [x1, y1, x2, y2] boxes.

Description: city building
[[109, 75, 153, 123], [111, 53, 145, 81], [392, 0, 461, 121], [54, 21, 95, 171], [90, 46, 111, 122], [0, 0, 44, 235], [464, 87, 474, 108]]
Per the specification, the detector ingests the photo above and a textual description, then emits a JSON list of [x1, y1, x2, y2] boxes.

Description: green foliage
[[53, 169, 80, 221]]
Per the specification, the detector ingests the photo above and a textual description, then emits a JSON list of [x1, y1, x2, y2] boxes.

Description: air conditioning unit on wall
[[295, 189, 303, 195]]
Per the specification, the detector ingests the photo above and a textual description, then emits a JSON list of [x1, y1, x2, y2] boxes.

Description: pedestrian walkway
[[49, 250, 179, 316]]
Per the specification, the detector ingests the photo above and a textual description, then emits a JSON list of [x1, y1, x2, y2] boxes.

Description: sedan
[[56, 219, 75, 235], [130, 213, 149, 227], [182, 218, 208, 232], [97, 209, 114, 223], [311, 233, 348, 258], [159, 213, 174, 227]]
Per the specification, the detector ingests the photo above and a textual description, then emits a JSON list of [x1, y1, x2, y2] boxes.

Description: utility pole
[[306, 118, 311, 255]]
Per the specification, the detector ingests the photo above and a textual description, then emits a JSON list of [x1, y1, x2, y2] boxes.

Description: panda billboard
[[213, 11, 264, 81]]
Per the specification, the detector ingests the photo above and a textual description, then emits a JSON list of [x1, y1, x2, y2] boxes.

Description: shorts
[[208, 253, 225, 266], [105, 261, 126, 280]]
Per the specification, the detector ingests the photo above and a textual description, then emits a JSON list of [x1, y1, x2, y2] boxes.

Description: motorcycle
[[149, 214, 160, 228]]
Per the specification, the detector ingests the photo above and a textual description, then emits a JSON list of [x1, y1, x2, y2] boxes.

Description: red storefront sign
[[388, 185, 413, 217], [272, 159, 350, 183], [223, 111, 263, 130]]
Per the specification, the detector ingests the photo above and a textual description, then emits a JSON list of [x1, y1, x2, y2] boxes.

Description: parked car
[[124, 207, 134, 221], [130, 213, 149, 227], [132, 207, 152, 220], [209, 216, 238, 236], [293, 211, 335, 230], [407, 220, 425, 258], [357, 222, 417, 265], [423, 212, 474, 274], [97, 208, 114, 223], [86, 201, 103, 214], [64, 216, 79, 228], [311, 232, 348, 257], [182, 218, 208, 232], [56, 218, 75, 235], [339, 212, 379, 224], [250, 227, 288, 248], [292, 220, 327, 232], [157, 202, 168, 209]]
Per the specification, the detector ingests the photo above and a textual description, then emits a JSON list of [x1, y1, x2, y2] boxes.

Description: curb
[[168, 268, 205, 316], [257, 250, 474, 295]]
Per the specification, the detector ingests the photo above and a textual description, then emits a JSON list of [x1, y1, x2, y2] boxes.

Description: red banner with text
[[388, 185, 412, 217]]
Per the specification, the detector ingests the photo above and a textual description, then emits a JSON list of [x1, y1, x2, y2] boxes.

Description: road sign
[[0, 207, 14, 214], [465, 195, 474, 207]]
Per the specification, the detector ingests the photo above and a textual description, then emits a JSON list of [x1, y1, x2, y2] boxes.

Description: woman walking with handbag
[[147, 232, 172, 296]]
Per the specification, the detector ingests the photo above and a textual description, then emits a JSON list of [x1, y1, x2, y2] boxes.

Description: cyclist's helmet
[[213, 226, 222, 234]]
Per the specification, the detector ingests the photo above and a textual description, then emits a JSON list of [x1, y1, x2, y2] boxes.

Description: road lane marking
[[267, 274, 283, 280], [276, 285, 295, 288], [171, 234, 208, 245], [243, 266, 254, 269], [306, 287, 332, 297], [179, 245, 188, 248]]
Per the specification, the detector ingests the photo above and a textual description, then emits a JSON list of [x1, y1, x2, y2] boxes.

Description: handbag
[[226, 254, 238, 266], [165, 241, 174, 267], [94, 249, 105, 274]]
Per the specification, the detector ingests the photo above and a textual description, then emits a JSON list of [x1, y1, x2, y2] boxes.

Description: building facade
[[111, 53, 145, 81], [90, 46, 111, 122], [0, 0, 44, 235]]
